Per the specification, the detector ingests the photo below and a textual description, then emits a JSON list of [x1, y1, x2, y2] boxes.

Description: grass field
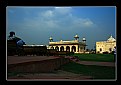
[[73, 54, 115, 62], [61, 61, 115, 79]]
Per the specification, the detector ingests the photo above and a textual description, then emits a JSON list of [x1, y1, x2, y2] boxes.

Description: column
[[53, 46, 55, 49], [64, 46, 66, 51], [58, 46, 61, 51], [76, 45, 78, 53], [70, 45, 72, 52]]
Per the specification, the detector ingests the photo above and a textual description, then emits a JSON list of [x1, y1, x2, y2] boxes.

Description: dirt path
[[76, 61, 115, 67], [65, 56, 115, 67], [7, 56, 59, 64]]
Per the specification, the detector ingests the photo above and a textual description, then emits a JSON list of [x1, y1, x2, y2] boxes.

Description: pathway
[[76, 61, 115, 67], [65, 56, 115, 67]]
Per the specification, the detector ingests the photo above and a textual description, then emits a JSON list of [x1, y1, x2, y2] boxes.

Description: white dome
[[49, 37, 53, 40], [74, 34, 79, 38], [82, 37, 86, 40], [107, 35, 116, 42]]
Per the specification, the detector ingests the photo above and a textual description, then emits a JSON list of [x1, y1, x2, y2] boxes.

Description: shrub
[[103, 51, 109, 54]]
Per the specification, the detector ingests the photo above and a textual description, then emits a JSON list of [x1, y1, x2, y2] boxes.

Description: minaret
[[49, 36, 53, 42], [82, 37, 86, 43], [74, 34, 79, 40]]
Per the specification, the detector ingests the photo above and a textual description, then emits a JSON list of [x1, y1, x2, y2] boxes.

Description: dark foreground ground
[[7, 55, 116, 81]]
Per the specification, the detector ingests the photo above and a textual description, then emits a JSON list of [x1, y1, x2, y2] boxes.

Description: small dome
[[60, 40, 63, 42], [49, 36, 53, 42], [49, 37, 53, 40], [74, 34, 79, 38], [82, 37, 86, 40], [107, 35, 116, 42]]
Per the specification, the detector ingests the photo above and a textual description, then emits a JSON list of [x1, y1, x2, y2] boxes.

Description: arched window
[[72, 46, 76, 52], [51, 46, 54, 49], [55, 46, 59, 51], [100, 48, 102, 51], [109, 48, 112, 51], [66, 46, 70, 52], [60, 46, 64, 51], [84, 47, 85, 50]]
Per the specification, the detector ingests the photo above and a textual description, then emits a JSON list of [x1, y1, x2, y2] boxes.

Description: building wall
[[96, 41, 116, 53], [8, 57, 70, 73], [48, 35, 86, 53]]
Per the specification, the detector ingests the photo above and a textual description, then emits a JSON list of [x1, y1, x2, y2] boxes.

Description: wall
[[8, 57, 70, 73], [96, 41, 116, 53]]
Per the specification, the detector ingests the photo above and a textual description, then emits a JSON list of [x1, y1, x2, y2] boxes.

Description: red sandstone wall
[[8, 57, 70, 73]]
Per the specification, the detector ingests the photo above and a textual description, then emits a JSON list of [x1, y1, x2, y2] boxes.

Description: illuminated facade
[[96, 35, 116, 53], [48, 35, 87, 53]]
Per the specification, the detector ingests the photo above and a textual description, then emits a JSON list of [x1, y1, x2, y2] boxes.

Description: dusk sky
[[6, 6, 116, 49]]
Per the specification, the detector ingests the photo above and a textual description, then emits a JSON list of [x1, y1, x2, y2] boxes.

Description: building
[[48, 34, 87, 53], [96, 35, 116, 54]]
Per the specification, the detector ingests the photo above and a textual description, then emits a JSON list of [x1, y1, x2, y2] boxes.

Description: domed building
[[48, 34, 87, 53], [96, 35, 116, 53]]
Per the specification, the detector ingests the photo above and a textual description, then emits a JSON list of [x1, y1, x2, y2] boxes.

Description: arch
[[72, 46, 76, 52], [66, 46, 70, 52], [60, 46, 64, 51], [50, 46, 54, 49], [55, 46, 59, 51], [109, 48, 112, 52], [100, 48, 102, 51]]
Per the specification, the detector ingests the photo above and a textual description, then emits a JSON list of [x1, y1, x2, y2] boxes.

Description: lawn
[[73, 54, 115, 62], [61, 61, 115, 79]]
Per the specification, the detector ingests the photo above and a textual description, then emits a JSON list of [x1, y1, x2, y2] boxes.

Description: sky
[[6, 6, 116, 49]]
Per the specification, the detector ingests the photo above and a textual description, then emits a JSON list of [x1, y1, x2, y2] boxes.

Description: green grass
[[61, 62, 115, 79], [8, 72, 19, 77], [73, 54, 114, 62]]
